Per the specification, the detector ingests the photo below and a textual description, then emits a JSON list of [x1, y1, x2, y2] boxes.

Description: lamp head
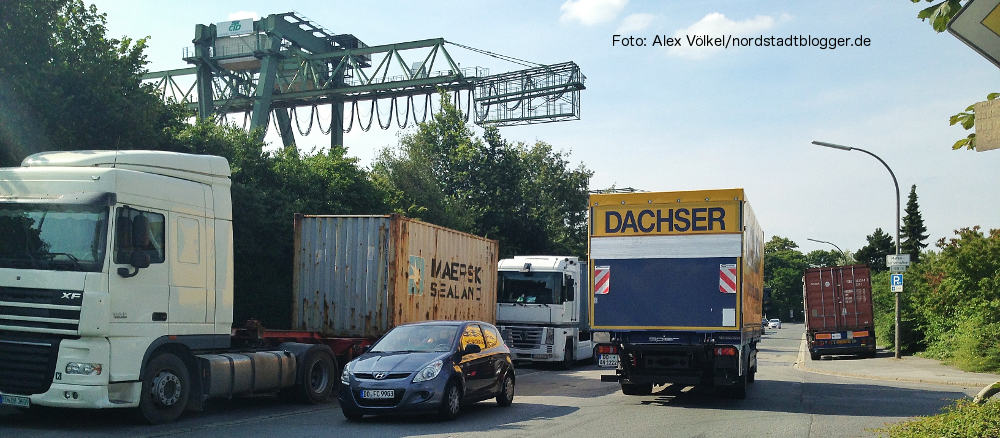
[[811, 141, 853, 151]]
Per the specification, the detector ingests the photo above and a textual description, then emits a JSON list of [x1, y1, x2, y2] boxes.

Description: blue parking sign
[[891, 274, 903, 292]]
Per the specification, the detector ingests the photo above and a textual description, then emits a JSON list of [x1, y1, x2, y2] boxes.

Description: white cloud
[[668, 12, 790, 59], [227, 11, 261, 21], [560, 0, 628, 26], [616, 13, 655, 34]]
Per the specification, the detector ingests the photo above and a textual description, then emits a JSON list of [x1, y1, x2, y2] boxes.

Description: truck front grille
[[0, 337, 60, 395], [0, 286, 82, 336], [506, 327, 543, 349]]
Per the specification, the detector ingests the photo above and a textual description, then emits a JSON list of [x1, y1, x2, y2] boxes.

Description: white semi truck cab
[[0, 151, 341, 423], [496, 256, 592, 368]]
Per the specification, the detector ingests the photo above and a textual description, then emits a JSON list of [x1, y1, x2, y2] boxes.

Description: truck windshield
[[497, 272, 562, 304], [0, 204, 109, 272]]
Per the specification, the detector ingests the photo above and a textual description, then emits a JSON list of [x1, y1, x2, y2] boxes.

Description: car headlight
[[341, 361, 353, 385], [65, 362, 102, 376], [412, 360, 443, 383]]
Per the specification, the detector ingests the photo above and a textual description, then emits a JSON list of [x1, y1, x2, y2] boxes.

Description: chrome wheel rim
[[151, 371, 181, 407], [309, 360, 329, 393]]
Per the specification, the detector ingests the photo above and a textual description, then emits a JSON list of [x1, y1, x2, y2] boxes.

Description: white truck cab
[[0, 151, 332, 423], [496, 256, 592, 368]]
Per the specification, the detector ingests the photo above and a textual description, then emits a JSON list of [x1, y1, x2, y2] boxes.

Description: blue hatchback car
[[338, 320, 515, 420]]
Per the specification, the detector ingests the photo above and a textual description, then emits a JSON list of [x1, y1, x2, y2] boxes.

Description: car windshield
[[0, 203, 109, 272], [770, 319, 780, 323], [497, 271, 562, 304], [370, 325, 460, 353]]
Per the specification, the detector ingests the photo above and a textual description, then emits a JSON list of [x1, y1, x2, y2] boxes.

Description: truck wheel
[[748, 363, 757, 383], [439, 380, 462, 420], [726, 369, 748, 399], [621, 382, 653, 395], [496, 373, 514, 407], [810, 352, 821, 361], [138, 353, 190, 424], [296, 349, 337, 403], [559, 344, 573, 370]]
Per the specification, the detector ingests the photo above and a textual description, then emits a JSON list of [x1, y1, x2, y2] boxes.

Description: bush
[[878, 399, 1000, 437]]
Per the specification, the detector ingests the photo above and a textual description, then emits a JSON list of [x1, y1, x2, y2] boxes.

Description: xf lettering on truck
[[429, 258, 483, 301], [603, 207, 726, 234]]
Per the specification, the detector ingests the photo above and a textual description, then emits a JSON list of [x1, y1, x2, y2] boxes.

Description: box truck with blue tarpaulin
[[590, 189, 764, 398]]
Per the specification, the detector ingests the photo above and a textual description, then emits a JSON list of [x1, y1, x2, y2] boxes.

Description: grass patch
[[878, 399, 1000, 437]]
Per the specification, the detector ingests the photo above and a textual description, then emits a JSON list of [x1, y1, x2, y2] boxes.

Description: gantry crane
[[142, 12, 585, 149]]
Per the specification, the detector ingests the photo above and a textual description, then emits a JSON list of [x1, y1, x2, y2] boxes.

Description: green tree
[[764, 236, 808, 321], [373, 96, 592, 258], [854, 228, 895, 271], [805, 249, 843, 268], [0, 0, 188, 167], [900, 185, 930, 263]]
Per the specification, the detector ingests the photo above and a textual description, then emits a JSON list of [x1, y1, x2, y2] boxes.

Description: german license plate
[[0, 393, 30, 408], [360, 389, 394, 399], [598, 354, 619, 368]]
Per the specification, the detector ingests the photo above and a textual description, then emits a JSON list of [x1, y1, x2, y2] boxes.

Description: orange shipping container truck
[[802, 265, 877, 360], [292, 214, 498, 339]]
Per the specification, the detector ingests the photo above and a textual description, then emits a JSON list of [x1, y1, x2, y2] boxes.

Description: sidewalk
[[794, 334, 1000, 389]]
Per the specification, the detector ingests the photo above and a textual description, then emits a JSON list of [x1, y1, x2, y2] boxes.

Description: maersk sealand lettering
[[428, 258, 483, 301], [605, 207, 726, 233]]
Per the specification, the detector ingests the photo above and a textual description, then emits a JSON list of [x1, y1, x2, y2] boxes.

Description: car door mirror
[[462, 344, 481, 355]]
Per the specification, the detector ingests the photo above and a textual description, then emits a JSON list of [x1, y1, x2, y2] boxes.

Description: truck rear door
[[589, 199, 744, 330]]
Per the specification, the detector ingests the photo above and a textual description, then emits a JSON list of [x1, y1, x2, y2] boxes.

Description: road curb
[[793, 334, 988, 388]]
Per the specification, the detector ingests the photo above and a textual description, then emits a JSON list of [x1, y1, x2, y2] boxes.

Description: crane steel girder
[[140, 12, 585, 147]]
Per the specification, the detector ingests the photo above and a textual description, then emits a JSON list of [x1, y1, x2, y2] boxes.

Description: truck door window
[[114, 207, 165, 264]]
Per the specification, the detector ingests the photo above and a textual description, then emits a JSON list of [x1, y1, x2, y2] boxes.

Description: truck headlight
[[412, 360, 443, 383], [65, 362, 102, 375], [340, 361, 353, 385], [544, 328, 554, 345]]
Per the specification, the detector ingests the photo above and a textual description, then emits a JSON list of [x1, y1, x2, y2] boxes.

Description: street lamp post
[[806, 238, 847, 264], [811, 140, 902, 359]]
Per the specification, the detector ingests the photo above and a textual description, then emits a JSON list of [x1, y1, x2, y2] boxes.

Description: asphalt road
[[1, 324, 977, 437]]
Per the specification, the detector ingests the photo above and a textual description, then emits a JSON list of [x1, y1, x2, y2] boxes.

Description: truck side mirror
[[131, 251, 151, 269]]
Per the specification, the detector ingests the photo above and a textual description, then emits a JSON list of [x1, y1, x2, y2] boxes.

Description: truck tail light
[[596, 345, 617, 354], [713, 346, 737, 357]]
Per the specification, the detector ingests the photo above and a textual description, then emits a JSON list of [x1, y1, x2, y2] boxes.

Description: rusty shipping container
[[802, 264, 877, 359], [292, 214, 498, 338]]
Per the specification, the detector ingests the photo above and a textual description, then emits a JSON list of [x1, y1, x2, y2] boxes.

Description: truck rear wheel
[[810, 352, 821, 361], [295, 349, 337, 403], [138, 353, 190, 424], [726, 365, 748, 399], [621, 382, 653, 395]]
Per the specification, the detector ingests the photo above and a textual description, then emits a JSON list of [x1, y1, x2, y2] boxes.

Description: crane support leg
[[331, 100, 344, 150], [193, 24, 215, 120], [274, 109, 295, 148], [250, 37, 282, 141]]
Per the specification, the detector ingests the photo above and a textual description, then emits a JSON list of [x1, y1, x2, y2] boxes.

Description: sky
[[90, 0, 1000, 255]]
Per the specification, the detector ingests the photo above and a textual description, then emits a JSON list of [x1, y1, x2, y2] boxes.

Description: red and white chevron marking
[[719, 264, 737, 294], [595, 266, 610, 295]]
